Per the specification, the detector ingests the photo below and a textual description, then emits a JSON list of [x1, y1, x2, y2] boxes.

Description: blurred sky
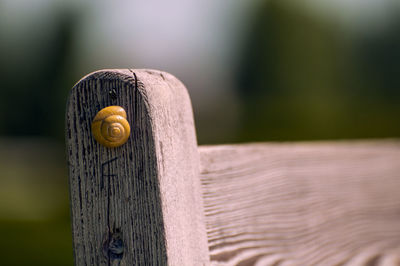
[[2, 0, 399, 71]]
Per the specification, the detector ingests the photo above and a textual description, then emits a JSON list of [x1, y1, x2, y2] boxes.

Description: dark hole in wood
[[109, 89, 117, 100], [103, 228, 124, 261]]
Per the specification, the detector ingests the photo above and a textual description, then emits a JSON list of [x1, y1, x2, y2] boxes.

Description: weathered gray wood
[[199, 141, 400, 266], [67, 69, 400, 266], [66, 69, 209, 265]]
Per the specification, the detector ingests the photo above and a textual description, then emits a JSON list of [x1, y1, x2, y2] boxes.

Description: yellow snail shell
[[91, 106, 131, 148]]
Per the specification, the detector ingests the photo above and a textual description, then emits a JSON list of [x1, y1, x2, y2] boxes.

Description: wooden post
[[66, 69, 209, 265]]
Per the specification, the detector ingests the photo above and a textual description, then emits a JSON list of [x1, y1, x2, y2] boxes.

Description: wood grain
[[199, 141, 400, 266], [66, 69, 209, 265]]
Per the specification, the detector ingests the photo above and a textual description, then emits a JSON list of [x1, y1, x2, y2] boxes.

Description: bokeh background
[[1, 0, 399, 264]]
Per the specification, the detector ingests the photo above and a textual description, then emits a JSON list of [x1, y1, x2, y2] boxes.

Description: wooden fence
[[66, 69, 400, 265]]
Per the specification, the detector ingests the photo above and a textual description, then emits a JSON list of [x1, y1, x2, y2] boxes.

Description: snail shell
[[91, 106, 131, 148]]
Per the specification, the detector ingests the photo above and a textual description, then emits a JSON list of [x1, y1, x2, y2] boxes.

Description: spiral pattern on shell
[[91, 106, 131, 148]]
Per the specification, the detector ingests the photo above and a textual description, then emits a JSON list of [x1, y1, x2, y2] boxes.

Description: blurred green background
[[0, 0, 399, 264]]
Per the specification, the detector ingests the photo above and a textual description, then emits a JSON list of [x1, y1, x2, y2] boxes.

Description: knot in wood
[[104, 229, 124, 261]]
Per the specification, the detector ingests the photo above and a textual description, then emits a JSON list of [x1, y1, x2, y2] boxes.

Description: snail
[[91, 106, 131, 148]]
